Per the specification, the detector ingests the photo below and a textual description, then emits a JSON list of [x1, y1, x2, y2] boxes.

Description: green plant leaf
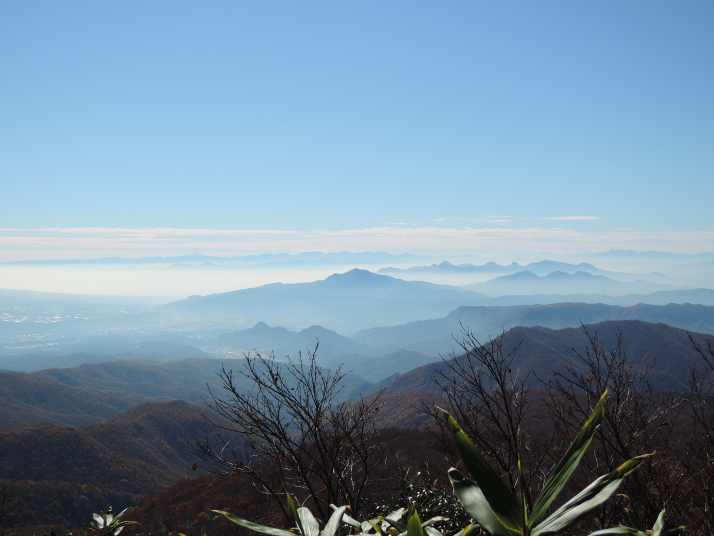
[[586, 528, 646, 535], [286, 494, 304, 535], [213, 510, 295, 536], [652, 510, 665, 536], [438, 407, 522, 533], [448, 468, 518, 536], [406, 506, 425, 536], [518, 457, 528, 529], [322, 506, 347, 536], [531, 455, 649, 536], [368, 520, 383, 534], [297, 508, 320, 536], [330, 505, 361, 530], [452, 525, 475, 536], [424, 527, 445, 536], [382, 516, 408, 533], [529, 391, 607, 526], [421, 516, 449, 527], [625, 506, 645, 532]]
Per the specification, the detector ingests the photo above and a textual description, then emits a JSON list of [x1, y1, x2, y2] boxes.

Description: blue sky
[[1, 1, 713, 260]]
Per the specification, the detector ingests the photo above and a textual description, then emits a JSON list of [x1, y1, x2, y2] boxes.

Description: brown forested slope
[[0, 401, 216, 532], [382, 320, 711, 394]]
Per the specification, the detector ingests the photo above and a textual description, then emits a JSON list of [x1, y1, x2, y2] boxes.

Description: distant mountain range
[[378, 260, 665, 281], [159, 269, 714, 333], [1, 251, 475, 267], [160, 269, 485, 332], [462, 270, 679, 296]]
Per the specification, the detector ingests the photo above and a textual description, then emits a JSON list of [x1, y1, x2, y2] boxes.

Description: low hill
[[380, 320, 712, 395], [212, 322, 434, 380], [0, 358, 378, 430], [0, 371, 148, 429], [37, 358, 235, 401], [213, 321, 378, 362], [0, 400, 216, 532], [0, 339, 214, 372]]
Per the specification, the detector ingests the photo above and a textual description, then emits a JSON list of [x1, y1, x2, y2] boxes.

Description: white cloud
[[544, 216, 600, 221], [1, 226, 713, 261]]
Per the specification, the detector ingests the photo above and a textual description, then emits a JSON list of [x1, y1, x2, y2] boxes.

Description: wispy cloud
[[0, 226, 712, 261], [544, 216, 600, 221]]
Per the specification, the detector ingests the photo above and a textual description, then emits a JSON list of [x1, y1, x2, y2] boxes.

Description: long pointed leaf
[[297, 507, 320, 536], [406, 507, 425, 536], [213, 510, 295, 536], [330, 505, 360, 529], [652, 510, 665, 536], [529, 391, 607, 526], [626, 507, 646, 532], [422, 517, 449, 527], [287, 494, 304, 535], [439, 408, 522, 533], [382, 517, 408, 533], [532, 455, 649, 536], [587, 528, 646, 536], [452, 525, 475, 536], [322, 506, 347, 536], [448, 468, 518, 536], [424, 527, 445, 536], [518, 458, 528, 529]]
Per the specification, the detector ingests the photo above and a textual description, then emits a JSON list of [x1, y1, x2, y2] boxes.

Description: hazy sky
[[1, 1, 713, 260]]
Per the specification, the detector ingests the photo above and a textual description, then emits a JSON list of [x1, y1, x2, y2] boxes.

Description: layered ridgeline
[[353, 302, 714, 355], [379, 319, 712, 394], [158, 269, 714, 333], [2, 319, 711, 430], [1, 320, 712, 533], [159, 269, 484, 332]]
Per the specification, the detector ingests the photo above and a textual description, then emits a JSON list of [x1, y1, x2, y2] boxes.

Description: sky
[[1, 1, 713, 262]]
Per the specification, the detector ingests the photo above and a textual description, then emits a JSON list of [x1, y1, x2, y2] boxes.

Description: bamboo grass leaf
[[382, 517, 408, 533], [448, 468, 519, 536], [438, 408, 522, 533], [424, 527, 445, 536], [213, 511, 296, 536], [529, 392, 607, 526], [531, 455, 649, 536], [322, 506, 347, 536], [518, 458, 528, 529], [586, 528, 646, 536], [287, 494, 304, 535], [452, 525, 475, 536], [297, 507, 320, 536], [406, 507, 426, 536], [652, 510, 665, 536], [422, 517, 449, 527], [330, 505, 360, 530]]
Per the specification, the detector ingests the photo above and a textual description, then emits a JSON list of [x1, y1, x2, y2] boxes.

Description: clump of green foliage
[[213, 391, 686, 536], [85, 507, 138, 536]]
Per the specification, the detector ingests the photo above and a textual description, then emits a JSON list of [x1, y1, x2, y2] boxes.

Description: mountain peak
[[323, 269, 387, 283]]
